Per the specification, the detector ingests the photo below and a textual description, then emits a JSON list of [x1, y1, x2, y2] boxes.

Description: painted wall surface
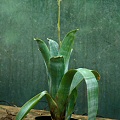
[[0, 0, 120, 119]]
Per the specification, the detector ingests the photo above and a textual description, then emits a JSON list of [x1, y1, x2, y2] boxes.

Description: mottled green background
[[0, 0, 120, 119]]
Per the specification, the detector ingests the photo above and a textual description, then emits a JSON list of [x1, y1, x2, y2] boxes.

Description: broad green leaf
[[16, 91, 57, 120], [65, 88, 77, 120], [57, 68, 99, 120], [48, 38, 59, 57], [59, 29, 79, 72], [69, 69, 99, 95], [56, 69, 77, 114], [66, 71, 84, 119], [34, 38, 50, 68], [69, 71, 84, 94], [75, 68, 99, 120], [49, 56, 65, 98]]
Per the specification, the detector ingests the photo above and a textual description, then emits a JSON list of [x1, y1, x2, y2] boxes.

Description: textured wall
[[0, 0, 120, 119]]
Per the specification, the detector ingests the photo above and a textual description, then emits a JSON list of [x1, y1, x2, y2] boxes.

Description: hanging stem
[[57, 0, 61, 47]]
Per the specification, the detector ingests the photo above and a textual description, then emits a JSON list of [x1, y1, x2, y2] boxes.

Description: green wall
[[0, 0, 120, 119]]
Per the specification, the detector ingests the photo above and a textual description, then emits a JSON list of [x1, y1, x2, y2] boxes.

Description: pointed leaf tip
[[59, 29, 79, 72], [34, 38, 39, 41], [91, 70, 100, 80], [34, 38, 50, 68], [34, 38, 36, 40], [34, 38, 43, 42], [47, 38, 52, 41], [67, 29, 79, 35]]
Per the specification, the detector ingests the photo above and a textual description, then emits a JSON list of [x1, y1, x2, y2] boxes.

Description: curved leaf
[[47, 38, 59, 57], [49, 56, 65, 98], [59, 29, 79, 72], [34, 38, 50, 68], [56, 69, 77, 114], [69, 71, 84, 94], [65, 88, 77, 120], [71, 68, 99, 120], [66, 71, 84, 119], [16, 91, 57, 120], [57, 68, 99, 120]]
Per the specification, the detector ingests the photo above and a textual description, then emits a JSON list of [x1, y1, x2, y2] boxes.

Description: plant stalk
[[57, 0, 61, 47]]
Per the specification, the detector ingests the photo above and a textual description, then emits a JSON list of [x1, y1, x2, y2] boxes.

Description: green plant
[[16, 1, 100, 120], [16, 29, 100, 120]]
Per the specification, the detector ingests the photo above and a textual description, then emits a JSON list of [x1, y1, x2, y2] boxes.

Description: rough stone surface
[[0, 105, 116, 120]]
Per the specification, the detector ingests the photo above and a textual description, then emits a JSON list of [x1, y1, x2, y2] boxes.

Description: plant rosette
[[16, 29, 100, 120]]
